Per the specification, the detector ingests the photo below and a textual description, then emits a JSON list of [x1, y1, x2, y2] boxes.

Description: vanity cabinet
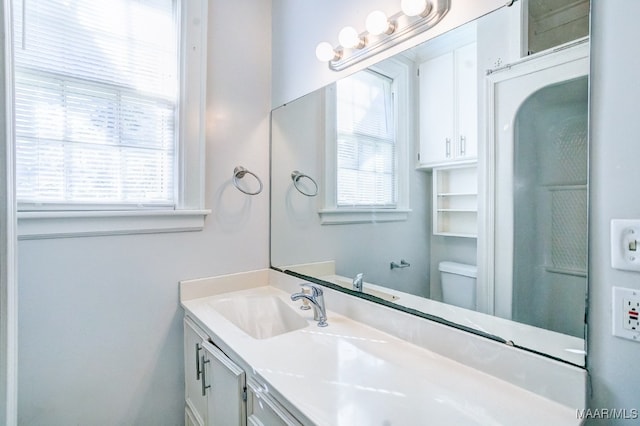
[[433, 164, 478, 237], [184, 317, 247, 426], [417, 42, 478, 168], [184, 316, 305, 426]]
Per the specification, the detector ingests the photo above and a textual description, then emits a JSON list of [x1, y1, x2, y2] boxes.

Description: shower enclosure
[[513, 76, 588, 337], [485, 40, 589, 337]]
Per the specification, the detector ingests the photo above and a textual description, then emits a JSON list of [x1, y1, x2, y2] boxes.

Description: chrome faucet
[[352, 273, 364, 292], [291, 284, 328, 327]]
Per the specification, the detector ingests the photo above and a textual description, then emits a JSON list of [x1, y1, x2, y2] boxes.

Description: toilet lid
[[438, 261, 477, 278]]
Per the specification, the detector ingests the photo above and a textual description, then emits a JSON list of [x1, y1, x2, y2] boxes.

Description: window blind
[[336, 70, 396, 207], [13, 0, 178, 208]]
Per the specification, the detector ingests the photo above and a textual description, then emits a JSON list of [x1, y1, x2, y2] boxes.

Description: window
[[321, 59, 411, 224], [11, 0, 209, 238], [336, 70, 396, 207]]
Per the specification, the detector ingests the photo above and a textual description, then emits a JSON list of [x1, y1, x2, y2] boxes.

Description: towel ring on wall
[[291, 170, 318, 197], [233, 166, 263, 195]]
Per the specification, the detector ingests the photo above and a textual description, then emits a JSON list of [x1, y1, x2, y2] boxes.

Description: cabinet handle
[[445, 138, 451, 158], [201, 355, 211, 396], [460, 135, 466, 156], [195, 343, 202, 380]]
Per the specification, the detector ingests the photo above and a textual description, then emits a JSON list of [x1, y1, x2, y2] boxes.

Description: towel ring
[[291, 170, 318, 197], [233, 166, 263, 195]]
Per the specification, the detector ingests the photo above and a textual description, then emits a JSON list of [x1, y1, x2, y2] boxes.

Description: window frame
[[319, 58, 411, 225], [12, 0, 210, 239]]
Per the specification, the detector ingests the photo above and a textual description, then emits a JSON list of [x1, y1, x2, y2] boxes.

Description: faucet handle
[[299, 283, 323, 297], [296, 285, 312, 310]]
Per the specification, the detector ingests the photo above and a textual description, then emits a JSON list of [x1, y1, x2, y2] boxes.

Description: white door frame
[[1, 0, 18, 423], [478, 40, 589, 319]]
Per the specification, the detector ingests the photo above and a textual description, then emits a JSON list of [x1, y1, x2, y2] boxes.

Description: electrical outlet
[[613, 286, 640, 342], [623, 298, 640, 331]]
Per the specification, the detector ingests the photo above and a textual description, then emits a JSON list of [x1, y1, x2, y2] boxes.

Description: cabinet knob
[[460, 135, 466, 156], [445, 138, 451, 158]]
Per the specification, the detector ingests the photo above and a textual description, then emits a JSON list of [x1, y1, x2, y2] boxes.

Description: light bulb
[[338, 26, 364, 49], [366, 10, 394, 36], [401, 0, 431, 17], [315, 42, 337, 62]]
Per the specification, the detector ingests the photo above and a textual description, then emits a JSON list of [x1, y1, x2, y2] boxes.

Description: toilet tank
[[439, 261, 477, 310]]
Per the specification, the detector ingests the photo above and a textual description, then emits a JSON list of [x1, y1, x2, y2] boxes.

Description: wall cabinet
[[433, 165, 478, 238], [418, 42, 478, 168], [184, 317, 247, 426]]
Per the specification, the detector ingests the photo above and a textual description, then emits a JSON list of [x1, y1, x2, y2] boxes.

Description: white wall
[[587, 0, 640, 422], [16, 1, 271, 424]]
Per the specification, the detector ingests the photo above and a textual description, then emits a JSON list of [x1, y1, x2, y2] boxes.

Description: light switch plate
[[612, 286, 640, 342], [611, 219, 640, 271]]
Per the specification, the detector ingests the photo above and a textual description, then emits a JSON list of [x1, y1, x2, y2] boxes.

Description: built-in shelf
[[433, 165, 477, 237], [437, 192, 477, 197]]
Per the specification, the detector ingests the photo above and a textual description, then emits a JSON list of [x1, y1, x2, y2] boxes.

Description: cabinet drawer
[[247, 381, 302, 426]]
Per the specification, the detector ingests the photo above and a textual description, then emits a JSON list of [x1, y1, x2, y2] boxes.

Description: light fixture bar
[[328, 0, 450, 72]]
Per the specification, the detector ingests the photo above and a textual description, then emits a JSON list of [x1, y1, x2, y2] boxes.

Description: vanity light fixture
[[338, 26, 366, 49], [366, 11, 396, 36], [315, 42, 342, 62], [316, 0, 450, 72], [401, 0, 432, 17]]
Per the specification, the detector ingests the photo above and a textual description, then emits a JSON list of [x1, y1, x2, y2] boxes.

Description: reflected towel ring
[[233, 166, 263, 195], [291, 170, 318, 197]]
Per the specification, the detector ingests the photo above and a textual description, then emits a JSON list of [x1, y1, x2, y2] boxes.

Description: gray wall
[[587, 0, 640, 423], [17, 1, 271, 424]]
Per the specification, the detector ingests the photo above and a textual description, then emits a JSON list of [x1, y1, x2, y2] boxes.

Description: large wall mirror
[[270, 1, 590, 366]]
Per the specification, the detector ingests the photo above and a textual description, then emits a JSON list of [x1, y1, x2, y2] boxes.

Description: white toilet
[[439, 261, 477, 310]]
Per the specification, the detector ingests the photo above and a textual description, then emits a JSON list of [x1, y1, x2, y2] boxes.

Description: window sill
[[17, 209, 211, 240], [318, 208, 411, 225]]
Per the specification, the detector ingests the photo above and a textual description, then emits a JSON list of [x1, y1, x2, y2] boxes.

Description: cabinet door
[[184, 318, 208, 426], [419, 51, 454, 166], [186, 404, 203, 426], [455, 42, 478, 160], [202, 341, 246, 426]]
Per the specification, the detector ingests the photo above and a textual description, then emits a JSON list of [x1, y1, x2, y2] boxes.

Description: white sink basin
[[209, 293, 308, 339]]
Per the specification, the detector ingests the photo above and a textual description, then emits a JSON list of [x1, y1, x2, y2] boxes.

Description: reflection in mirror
[[512, 77, 588, 337], [271, 2, 590, 366]]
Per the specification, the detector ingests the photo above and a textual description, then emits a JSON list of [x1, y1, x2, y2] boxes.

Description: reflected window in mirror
[[336, 70, 396, 208], [320, 58, 412, 224]]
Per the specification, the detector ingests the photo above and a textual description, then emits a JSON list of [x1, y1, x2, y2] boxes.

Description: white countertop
[[181, 273, 583, 426], [319, 273, 586, 366], [284, 260, 585, 367]]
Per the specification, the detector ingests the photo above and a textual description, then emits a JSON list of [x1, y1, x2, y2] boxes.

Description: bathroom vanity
[[180, 269, 586, 426]]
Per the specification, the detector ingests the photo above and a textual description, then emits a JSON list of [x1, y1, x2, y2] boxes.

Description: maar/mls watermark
[[577, 408, 639, 420]]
